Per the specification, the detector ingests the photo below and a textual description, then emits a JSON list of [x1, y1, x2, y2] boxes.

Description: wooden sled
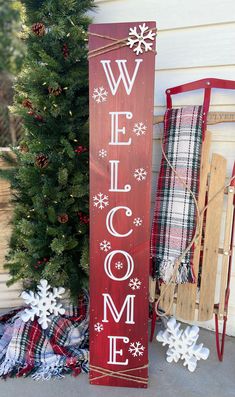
[[149, 79, 235, 361]]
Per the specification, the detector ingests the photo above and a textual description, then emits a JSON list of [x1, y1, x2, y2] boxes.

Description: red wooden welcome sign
[[89, 22, 156, 388]]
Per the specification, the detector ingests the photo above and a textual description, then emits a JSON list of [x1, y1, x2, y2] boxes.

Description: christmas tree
[[1, 0, 94, 299]]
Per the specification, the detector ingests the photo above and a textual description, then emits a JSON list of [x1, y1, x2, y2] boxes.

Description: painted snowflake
[[92, 87, 108, 103], [21, 279, 65, 330], [133, 217, 143, 227], [129, 341, 145, 357], [99, 149, 107, 158], [134, 168, 147, 181], [129, 277, 142, 290], [127, 23, 155, 55], [115, 261, 123, 270], [94, 322, 104, 333], [133, 122, 147, 136], [93, 192, 109, 210], [100, 240, 111, 252]]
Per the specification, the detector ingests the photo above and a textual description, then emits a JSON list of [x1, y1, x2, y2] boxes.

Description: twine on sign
[[90, 363, 148, 385], [88, 27, 157, 59], [154, 134, 235, 318]]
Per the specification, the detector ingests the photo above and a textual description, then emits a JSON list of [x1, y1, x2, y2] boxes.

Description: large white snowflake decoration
[[100, 240, 111, 252], [94, 322, 104, 333], [98, 149, 107, 158], [93, 192, 109, 210], [157, 317, 210, 372], [129, 277, 142, 290], [21, 279, 65, 330], [134, 168, 147, 181], [127, 23, 155, 55], [133, 217, 143, 227], [129, 341, 145, 357], [133, 122, 147, 136], [92, 87, 108, 103]]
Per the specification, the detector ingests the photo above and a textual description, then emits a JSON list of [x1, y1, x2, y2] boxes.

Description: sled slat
[[218, 186, 234, 318], [159, 284, 175, 315], [176, 132, 211, 321], [198, 154, 227, 321]]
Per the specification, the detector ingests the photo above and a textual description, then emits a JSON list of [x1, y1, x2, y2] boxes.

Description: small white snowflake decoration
[[98, 149, 107, 158], [127, 23, 155, 55], [157, 317, 210, 372], [133, 217, 143, 227], [92, 87, 108, 103], [129, 277, 142, 290], [133, 122, 147, 136], [100, 240, 111, 252], [93, 192, 109, 210], [134, 168, 147, 181], [21, 279, 65, 330], [94, 322, 104, 333], [129, 341, 145, 357], [115, 261, 123, 270]]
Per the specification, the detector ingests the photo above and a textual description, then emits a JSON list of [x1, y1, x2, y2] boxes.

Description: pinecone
[[31, 22, 46, 37], [48, 86, 62, 96], [22, 98, 33, 109], [75, 145, 88, 155], [58, 213, 69, 224], [35, 154, 49, 169], [34, 114, 44, 122], [20, 143, 29, 153], [62, 43, 69, 59]]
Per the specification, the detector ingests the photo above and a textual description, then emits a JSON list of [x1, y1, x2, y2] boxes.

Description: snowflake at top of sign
[[127, 23, 155, 55], [21, 279, 65, 330]]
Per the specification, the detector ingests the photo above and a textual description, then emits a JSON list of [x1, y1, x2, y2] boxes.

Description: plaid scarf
[[0, 299, 89, 380], [151, 106, 203, 283]]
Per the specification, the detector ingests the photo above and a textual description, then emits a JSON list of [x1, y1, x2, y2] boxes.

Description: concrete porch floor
[[0, 325, 235, 397]]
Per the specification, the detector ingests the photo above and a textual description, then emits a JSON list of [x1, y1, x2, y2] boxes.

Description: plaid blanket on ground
[[151, 106, 203, 283], [0, 299, 89, 380]]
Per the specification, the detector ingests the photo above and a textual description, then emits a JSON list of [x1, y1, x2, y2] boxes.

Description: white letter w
[[100, 59, 143, 95]]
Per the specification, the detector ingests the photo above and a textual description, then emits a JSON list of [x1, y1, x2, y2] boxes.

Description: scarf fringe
[[152, 257, 195, 284], [0, 357, 89, 380]]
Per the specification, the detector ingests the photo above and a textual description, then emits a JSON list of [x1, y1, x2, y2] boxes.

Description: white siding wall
[[92, 0, 235, 335]]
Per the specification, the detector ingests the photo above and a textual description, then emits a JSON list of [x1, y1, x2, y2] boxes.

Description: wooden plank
[[154, 112, 235, 126], [158, 284, 175, 315], [198, 154, 227, 321], [175, 132, 211, 321], [218, 186, 234, 318]]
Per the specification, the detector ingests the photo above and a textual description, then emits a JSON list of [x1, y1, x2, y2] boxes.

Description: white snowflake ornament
[[127, 23, 155, 55], [21, 279, 65, 330], [157, 317, 210, 372]]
